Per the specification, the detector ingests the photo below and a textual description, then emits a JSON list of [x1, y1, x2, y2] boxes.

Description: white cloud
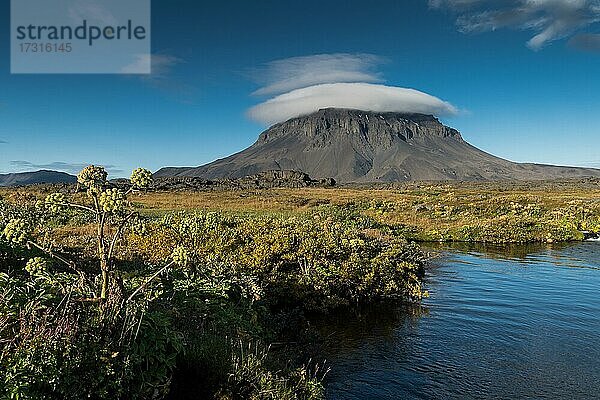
[[251, 53, 385, 96], [68, 0, 118, 26], [247, 83, 458, 125], [430, 0, 600, 50], [121, 54, 152, 74], [121, 54, 182, 75], [247, 53, 458, 125], [149, 54, 184, 77]]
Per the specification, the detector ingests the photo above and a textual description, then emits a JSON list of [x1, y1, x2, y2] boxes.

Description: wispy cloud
[[10, 161, 123, 175], [251, 53, 386, 96], [122, 53, 195, 102], [68, 0, 118, 25], [430, 0, 600, 50], [121, 53, 183, 76], [569, 32, 600, 51], [121, 54, 152, 74], [247, 83, 458, 125], [150, 54, 184, 77]]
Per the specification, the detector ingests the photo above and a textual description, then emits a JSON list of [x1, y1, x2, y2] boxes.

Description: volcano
[[155, 108, 600, 182]]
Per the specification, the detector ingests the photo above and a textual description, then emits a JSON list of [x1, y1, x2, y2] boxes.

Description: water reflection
[[321, 242, 600, 400], [314, 303, 429, 349], [424, 241, 600, 270], [423, 241, 572, 261]]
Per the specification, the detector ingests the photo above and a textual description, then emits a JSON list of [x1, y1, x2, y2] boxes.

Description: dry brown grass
[[3, 180, 600, 243], [129, 182, 600, 213]]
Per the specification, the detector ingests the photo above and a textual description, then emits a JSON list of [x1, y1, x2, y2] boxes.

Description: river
[[320, 242, 600, 399]]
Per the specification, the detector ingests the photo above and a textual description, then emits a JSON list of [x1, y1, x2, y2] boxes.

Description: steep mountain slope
[[156, 108, 600, 182], [0, 170, 77, 187]]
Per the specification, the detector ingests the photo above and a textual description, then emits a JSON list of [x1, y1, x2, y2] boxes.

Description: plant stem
[[107, 211, 136, 261], [59, 202, 97, 214], [126, 261, 174, 303], [27, 240, 76, 271]]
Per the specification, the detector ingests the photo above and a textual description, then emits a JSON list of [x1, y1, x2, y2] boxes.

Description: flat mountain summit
[[156, 108, 600, 182]]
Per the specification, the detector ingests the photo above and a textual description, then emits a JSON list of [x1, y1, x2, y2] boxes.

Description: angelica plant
[[38, 165, 154, 300], [1, 164, 189, 305]]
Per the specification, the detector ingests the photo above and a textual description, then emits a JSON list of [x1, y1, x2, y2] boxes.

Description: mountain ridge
[[0, 170, 77, 187], [155, 108, 600, 182]]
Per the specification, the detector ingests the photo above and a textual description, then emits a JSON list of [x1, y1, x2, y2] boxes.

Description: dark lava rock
[[152, 170, 335, 191]]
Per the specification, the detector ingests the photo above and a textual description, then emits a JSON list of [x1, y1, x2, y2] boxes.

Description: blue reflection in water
[[322, 242, 600, 400]]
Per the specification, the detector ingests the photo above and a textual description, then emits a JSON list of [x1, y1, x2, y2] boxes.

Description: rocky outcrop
[[256, 109, 463, 147], [152, 170, 335, 191], [155, 108, 600, 183]]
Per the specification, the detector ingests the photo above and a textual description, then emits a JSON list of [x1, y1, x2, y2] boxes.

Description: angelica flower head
[[99, 188, 126, 213], [78, 165, 108, 195], [130, 168, 153, 189], [44, 193, 66, 213], [3, 218, 29, 245], [25, 257, 48, 276]]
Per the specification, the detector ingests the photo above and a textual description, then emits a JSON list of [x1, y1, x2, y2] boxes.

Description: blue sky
[[1, 0, 600, 177]]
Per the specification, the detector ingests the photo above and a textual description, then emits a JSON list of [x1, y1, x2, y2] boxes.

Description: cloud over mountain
[[247, 54, 457, 125], [430, 0, 600, 50], [251, 53, 385, 96], [247, 83, 457, 125]]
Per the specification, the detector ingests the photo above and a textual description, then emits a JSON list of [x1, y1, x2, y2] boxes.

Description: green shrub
[[156, 208, 427, 311]]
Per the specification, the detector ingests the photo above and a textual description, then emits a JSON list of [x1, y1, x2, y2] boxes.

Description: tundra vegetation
[[0, 166, 427, 399], [125, 181, 600, 243], [1, 174, 598, 399]]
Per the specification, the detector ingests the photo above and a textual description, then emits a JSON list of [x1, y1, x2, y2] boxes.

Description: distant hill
[[0, 170, 77, 187], [155, 108, 600, 183]]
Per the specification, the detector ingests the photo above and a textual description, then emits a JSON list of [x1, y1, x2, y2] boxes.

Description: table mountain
[[155, 108, 600, 182]]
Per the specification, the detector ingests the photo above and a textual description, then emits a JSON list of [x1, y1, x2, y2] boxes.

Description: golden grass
[[3, 180, 600, 243], [130, 183, 600, 213]]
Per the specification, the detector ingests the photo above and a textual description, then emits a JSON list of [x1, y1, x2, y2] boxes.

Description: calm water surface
[[321, 242, 600, 400]]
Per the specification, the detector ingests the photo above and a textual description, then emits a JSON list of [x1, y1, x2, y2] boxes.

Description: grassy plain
[[129, 179, 600, 243]]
